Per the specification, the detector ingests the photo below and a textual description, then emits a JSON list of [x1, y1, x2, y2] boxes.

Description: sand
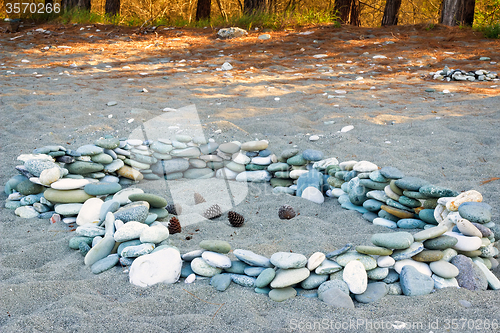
[[1, 23, 500, 332]]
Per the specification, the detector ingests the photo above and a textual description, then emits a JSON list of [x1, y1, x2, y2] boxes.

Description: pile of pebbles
[[431, 66, 498, 81], [3, 135, 500, 306]]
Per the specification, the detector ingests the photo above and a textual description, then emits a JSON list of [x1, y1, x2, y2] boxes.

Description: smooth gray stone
[[84, 235, 115, 266], [254, 268, 276, 288], [84, 182, 122, 196], [399, 196, 422, 208], [181, 261, 195, 278], [419, 209, 438, 224], [5, 200, 22, 210], [211, 274, 232, 291], [79, 242, 91, 256], [383, 269, 400, 284], [325, 244, 353, 258], [65, 161, 104, 174], [354, 282, 388, 303], [280, 148, 299, 159], [16, 180, 43, 195], [69, 236, 93, 250], [254, 287, 271, 294], [300, 272, 329, 289], [39, 211, 55, 219], [199, 142, 219, 154], [120, 257, 135, 266], [362, 211, 378, 222], [397, 218, 427, 229], [131, 154, 157, 165], [402, 190, 429, 199], [366, 267, 389, 280], [318, 280, 350, 300], [270, 252, 307, 269], [392, 242, 424, 260], [233, 249, 272, 267], [120, 243, 155, 258], [369, 170, 388, 182], [394, 177, 430, 191], [99, 199, 120, 222], [400, 266, 435, 296], [363, 199, 384, 212], [267, 163, 290, 173], [91, 254, 120, 274], [5, 175, 28, 195], [321, 288, 354, 309], [224, 260, 250, 274], [162, 158, 190, 174], [302, 149, 324, 161], [269, 287, 297, 302], [117, 239, 143, 255], [244, 266, 266, 277], [76, 225, 105, 237], [366, 190, 389, 203], [359, 179, 389, 190], [423, 235, 458, 250], [380, 166, 404, 179], [76, 144, 104, 156], [371, 232, 414, 250], [341, 201, 369, 214]]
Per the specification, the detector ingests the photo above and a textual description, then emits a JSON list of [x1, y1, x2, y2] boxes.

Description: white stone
[[377, 255, 395, 268], [301, 186, 324, 204], [114, 221, 149, 242], [315, 259, 342, 274], [309, 135, 320, 141], [312, 157, 339, 170], [353, 161, 378, 172], [289, 170, 309, 179], [113, 188, 144, 205], [432, 274, 459, 289], [343, 261, 367, 294], [39, 167, 62, 185], [129, 248, 182, 287], [340, 125, 354, 133], [185, 273, 196, 284], [330, 188, 346, 198], [384, 185, 400, 201], [445, 231, 482, 252], [339, 160, 357, 171], [307, 252, 326, 271], [84, 235, 115, 266], [456, 218, 482, 238], [251, 156, 272, 165], [202, 251, 231, 268], [373, 217, 398, 229], [114, 219, 124, 230], [140, 223, 169, 243], [76, 198, 104, 226], [127, 139, 143, 146], [394, 259, 432, 276], [18, 154, 55, 162], [55, 203, 83, 216], [475, 261, 500, 290], [232, 153, 250, 165], [51, 178, 90, 190], [216, 167, 239, 180]]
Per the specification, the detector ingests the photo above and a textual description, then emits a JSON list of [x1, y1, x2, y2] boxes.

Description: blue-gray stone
[[458, 202, 492, 224], [255, 268, 276, 288], [335, 171, 348, 180], [131, 154, 157, 165], [162, 158, 190, 174], [114, 201, 149, 223], [378, 209, 399, 222], [391, 242, 424, 260], [400, 265, 435, 296], [451, 255, 488, 291], [65, 161, 104, 174], [5, 175, 29, 194], [231, 274, 256, 287], [24, 159, 60, 177], [144, 214, 157, 225], [20, 193, 44, 206], [399, 196, 422, 208], [363, 211, 378, 222], [386, 198, 413, 212], [16, 180, 43, 195], [380, 166, 404, 179], [91, 254, 119, 274], [363, 199, 384, 212], [302, 149, 324, 161], [267, 163, 290, 173], [143, 174, 161, 180], [354, 282, 388, 303], [395, 177, 430, 191], [84, 182, 122, 196], [359, 179, 389, 190], [99, 199, 120, 222], [254, 287, 271, 294], [369, 170, 388, 182], [423, 235, 458, 250], [419, 209, 438, 225], [419, 185, 459, 198], [120, 243, 155, 257], [402, 190, 429, 199], [210, 274, 232, 291], [300, 272, 329, 289], [337, 194, 350, 205], [383, 269, 400, 283], [38, 211, 55, 219], [5, 200, 22, 209], [366, 190, 389, 203], [120, 257, 135, 266], [296, 169, 323, 197], [340, 182, 349, 193], [397, 219, 426, 229], [371, 232, 414, 249], [224, 260, 249, 274], [341, 201, 369, 213], [199, 142, 219, 155], [348, 183, 369, 205], [77, 145, 104, 155], [181, 261, 195, 278], [287, 154, 307, 166], [69, 236, 93, 250], [245, 151, 259, 157], [244, 266, 266, 277], [79, 242, 91, 256], [258, 149, 272, 157], [325, 244, 353, 258], [117, 239, 143, 255], [317, 280, 350, 299], [233, 249, 272, 267], [343, 170, 358, 182], [32, 202, 50, 213], [272, 187, 296, 195], [33, 147, 52, 154]]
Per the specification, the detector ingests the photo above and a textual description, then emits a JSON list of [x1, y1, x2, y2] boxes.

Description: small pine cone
[[166, 203, 182, 215], [168, 216, 182, 234], [278, 205, 296, 220], [228, 211, 244, 227], [203, 204, 222, 219], [194, 192, 206, 205]]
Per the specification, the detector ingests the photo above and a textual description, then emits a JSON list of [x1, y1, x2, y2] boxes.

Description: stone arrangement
[[431, 66, 498, 81], [3, 135, 500, 307]]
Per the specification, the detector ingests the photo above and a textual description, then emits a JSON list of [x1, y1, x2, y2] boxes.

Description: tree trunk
[[61, 0, 79, 11], [105, 0, 120, 15], [244, 0, 266, 14], [440, 0, 476, 26], [79, 0, 91, 11], [334, 0, 360, 25], [195, 0, 211, 20], [381, 0, 402, 26]]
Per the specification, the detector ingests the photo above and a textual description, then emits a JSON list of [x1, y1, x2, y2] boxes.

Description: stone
[[397, 218, 426, 229], [287, 154, 307, 166], [301, 186, 324, 204], [269, 287, 297, 302], [353, 161, 378, 172], [113, 188, 144, 205], [377, 256, 396, 268], [15, 206, 39, 218], [354, 282, 388, 303], [23, 159, 60, 177], [233, 249, 272, 267], [321, 288, 355, 309], [240, 140, 268, 151], [76, 198, 103, 226], [343, 260, 367, 294], [394, 177, 430, 191], [43, 188, 93, 203], [302, 149, 324, 161], [255, 268, 276, 288], [16, 180, 43, 196], [419, 209, 438, 224], [50, 178, 90, 190], [371, 232, 414, 250], [199, 240, 231, 254], [231, 274, 256, 287], [381, 205, 414, 219], [399, 265, 435, 296], [235, 171, 271, 182], [419, 185, 459, 198], [270, 252, 307, 269], [65, 161, 104, 174], [394, 259, 432, 276], [129, 248, 182, 287], [39, 167, 62, 185], [315, 259, 342, 274], [379, 166, 404, 179], [210, 274, 232, 291], [91, 153, 113, 164], [429, 260, 459, 279], [300, 272, 329, 289], [84, 182, 121, 196], [267, 163, 290, 173], [116, 166, 144, 181], [140, 223, 169, 243], [91, 254, 120, 274], [55, 203, 83, 216], [392, 242, 424, 261], [432, 274, 459, 289], [191, 257, 222, 277], [307, 252, 326, 271], [413, 225, 448, 242], [84, 235, 115, 266], [114, 221, 149, 242], [128, 193, 167, 208], [412, 250, 443, 262], [217, 27, 248, 39], [456, 218, 483, 238], [475, 261, 500, 290], [69, 236, 93, 249], [445, 231, 482, 252], [451, 255, 488, 291], [114, 201, 150, 223], [423, 235, 458, 250], [458, 202, 491, 224], [99, 199, 120, 222], [77, 144, 104, 156], [383, 269, 400, 284], [121, 243, 155, 258], [244, 266, 265, 277], [202, 251, 231, 268], [373, 217, 398, 229], [362, 199, 383, 212], [270, 268, 310, 288]]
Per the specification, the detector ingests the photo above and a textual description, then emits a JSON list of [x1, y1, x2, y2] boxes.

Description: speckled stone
[[113, 201, 150, 223], [419, 184, 459, 198], [16, 180, 43, 195], [451, 255, 488, 291], [394, 177, 430, 191], [458, 202, 492, 224]]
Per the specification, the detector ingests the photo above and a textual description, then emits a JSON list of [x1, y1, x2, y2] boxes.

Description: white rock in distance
[[129, 247, 182, 287]]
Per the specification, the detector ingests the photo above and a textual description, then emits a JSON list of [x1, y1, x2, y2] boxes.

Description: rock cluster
[[431, 66, 498, 81]]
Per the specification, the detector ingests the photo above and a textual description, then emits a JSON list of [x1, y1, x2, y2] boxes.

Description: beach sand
[[1, 23, 500, 332]]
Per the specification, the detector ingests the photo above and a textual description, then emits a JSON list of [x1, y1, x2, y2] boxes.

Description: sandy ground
[[1, 22, 500, 332]]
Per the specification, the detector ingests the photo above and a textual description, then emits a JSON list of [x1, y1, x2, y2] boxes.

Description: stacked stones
[[431, 66, 498, 82]]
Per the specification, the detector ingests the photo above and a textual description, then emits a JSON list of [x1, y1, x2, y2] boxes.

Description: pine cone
[[228, 211, 244, 227], [166, 203, 182, 215], [194, 192, 206, 205], [278, 205, 296, 220], [168, 216, 182, 234], [203, 204, 222, 219]]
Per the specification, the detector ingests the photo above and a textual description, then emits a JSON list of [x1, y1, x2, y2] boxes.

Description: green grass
[[476, 23, 500, 38]]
